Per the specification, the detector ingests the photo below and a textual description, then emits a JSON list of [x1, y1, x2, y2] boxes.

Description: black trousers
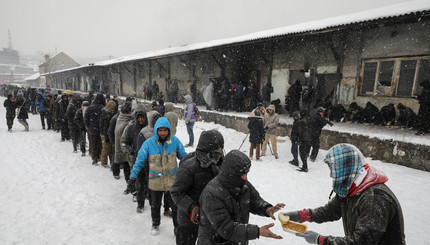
[[6, 115, 14, 130], [112, 162, 130, 181], [136, 165, 149, 206], [88, 134, 101, 161], [150, 190, 177, 227], [299, 143, 311, 169], [176, 225, 198, 245], [79, 130, 86, 153], [39, 111, 46, 129], [310, 137, 320, 160], [46, 113, 53, 130], [60, 120, 70, 140], [70, 129, 80, 152]]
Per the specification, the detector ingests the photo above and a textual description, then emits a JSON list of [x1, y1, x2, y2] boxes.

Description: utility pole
[[8, 29, 13, 49]]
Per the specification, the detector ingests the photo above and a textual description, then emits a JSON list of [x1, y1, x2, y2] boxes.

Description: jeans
[[186, 121, 194, 146]]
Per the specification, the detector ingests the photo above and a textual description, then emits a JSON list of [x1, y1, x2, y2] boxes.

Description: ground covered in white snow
[[1, 97, 429, 244]]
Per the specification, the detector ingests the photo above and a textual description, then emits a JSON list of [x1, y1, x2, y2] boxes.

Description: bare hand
[[259, 223, 283, 239], [266, 203, 285, 220], [190, 205, 199, 224]]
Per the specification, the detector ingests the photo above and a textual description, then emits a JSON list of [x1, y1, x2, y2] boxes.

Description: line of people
[[4, 88, 406, 244]]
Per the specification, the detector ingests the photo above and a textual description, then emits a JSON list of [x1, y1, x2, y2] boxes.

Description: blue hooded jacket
[[35, 91, 46, 112], [130, 117, 187, 190]]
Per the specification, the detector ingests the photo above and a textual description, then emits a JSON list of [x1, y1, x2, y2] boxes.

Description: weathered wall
[[161, 102, 430, 172]]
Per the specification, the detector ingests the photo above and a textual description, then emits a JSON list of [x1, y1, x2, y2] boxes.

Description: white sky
[[0, 0, 412, 59]]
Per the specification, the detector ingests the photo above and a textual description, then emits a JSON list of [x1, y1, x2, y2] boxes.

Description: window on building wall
[[360, 56, 430, 97]]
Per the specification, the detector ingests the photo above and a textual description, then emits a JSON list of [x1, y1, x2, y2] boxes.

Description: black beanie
[[221, 150, 251, 177], [197, 130, 224, 153]]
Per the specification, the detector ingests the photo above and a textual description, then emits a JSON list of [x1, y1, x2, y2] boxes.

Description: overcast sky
[[0, 0, 411, 60]]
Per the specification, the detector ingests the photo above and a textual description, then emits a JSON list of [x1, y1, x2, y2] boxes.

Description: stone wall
[[166, 103, 430, 172]]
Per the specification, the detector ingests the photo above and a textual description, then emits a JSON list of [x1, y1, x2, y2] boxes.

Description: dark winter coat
[[363, 102, 381, 124], [57, 97, 69, 122], [107, 113, 119, 145], [248, 116, 265, 144], [198, 150, 272, 245], [309, 113, 328, 140], [4, 98, 16, 118], [331, 104, 347, 122], [43, 98, 52, 115], [290, 118, 300, 144], [122, 107, 148, 164], [84, 94, 106, 135], [99, 101, 116, 140], [74, 108, 86, 132], [66, 100, 79, 132], [152, 82, 159, 96], [298, 116, 311, 145], [380, 103, 396, 125], [347, 102, 365, 123], [171, 151, 221, 228], [288, 80, 302, 102], [310, 167, 405, 245], [261, 82, 274, 102], [397, 103, 416, 127], [15, 97, 28, 120], [156, 104, 165, 116]]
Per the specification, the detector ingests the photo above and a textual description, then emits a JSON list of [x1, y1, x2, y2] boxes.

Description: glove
[[264, 126, 269, 131], [296, 231, 322, 244], [282, 211, 301, 222], [127, 178, 137, 195], [327, 121, 334, 127]]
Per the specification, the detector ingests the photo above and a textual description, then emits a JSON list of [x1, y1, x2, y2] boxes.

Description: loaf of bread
[[278, 212, 307, 234]]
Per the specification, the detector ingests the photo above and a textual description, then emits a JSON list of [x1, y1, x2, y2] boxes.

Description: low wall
[[165, 104, 430, 172]]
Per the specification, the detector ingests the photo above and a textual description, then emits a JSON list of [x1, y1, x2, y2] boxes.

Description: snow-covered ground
[[1, 97, 429, 244]]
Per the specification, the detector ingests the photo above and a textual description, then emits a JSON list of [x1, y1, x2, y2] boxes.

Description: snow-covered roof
[[24, 72, 40, 81], [47, 0, 430, 75]]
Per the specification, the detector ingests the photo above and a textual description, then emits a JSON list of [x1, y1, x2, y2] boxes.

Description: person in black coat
[[380, 103, 396, 126], [346, 102, 365, 123], [247, 110, 265, 161], [171, 130, 225, 245], [297, 109, 311, 172], [289, 111, 300, 166], [43, 94, 53, 130], [15, 91, 29, 131], [66, 95, 82, 152], [261, 81, 274, 104], [416, 80, 430, 135], [123, 106, 148, 168], [246, 81, 259, 111], [84, 93, 106, 164], [309, 107, 333, 162], [156, 99, 165, 116], [57, 94, 70, 140], [218, 79, 230, 112], [152, 81, 159, 100], [287, 79, 302, 116], [397, 103, 416, 128], [197, 150, 284, 245], [363, 102, 381, 125], [4, 94, 16, 131], [330, 104, 347, 122], [75, 101, 89, 156]]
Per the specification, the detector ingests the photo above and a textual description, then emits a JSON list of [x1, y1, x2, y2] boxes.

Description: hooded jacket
[[66, 99, 80, 132], [84, 93, 106, 135], [35, 92, 46, 112], [130, 117, 187, 191], [307, 144, 405, 245], [171, 130, 224, 227], [122, 105, 148, 164], [184, 94, 196, 123], [164, 103, 178, 135], [263, 105, 279, 135], [114, 111, 133, 163], [198, 150, 273, 245], [99, 101, 116, 138]]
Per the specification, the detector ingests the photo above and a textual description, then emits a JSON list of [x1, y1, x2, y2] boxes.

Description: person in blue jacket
[[128, 117, 187, 236], [35, 91, 47, 129]]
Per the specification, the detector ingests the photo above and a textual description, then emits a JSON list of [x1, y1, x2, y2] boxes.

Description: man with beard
[[197, 150, 285, 245], [171, 130, 225, 244], [127, 117, 187, 236]]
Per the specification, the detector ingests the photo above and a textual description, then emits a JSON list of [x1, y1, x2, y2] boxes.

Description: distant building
[[39, 52, 80, 74]]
